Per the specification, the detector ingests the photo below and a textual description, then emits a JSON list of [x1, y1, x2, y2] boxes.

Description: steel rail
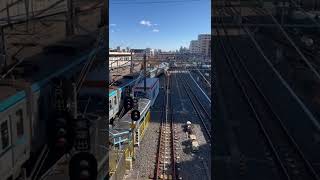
[[183, 73, 211, 120], [215, 17, 290, 179], [169, 72, 177, 180], [253, 6, 320, 81], [217, 7, 320, 179], [154, 77, 165, 179], [220, 3, 320, 132], [155, 73, 176, 180], [177, 72, 212, 141], [187, 71, 211, 103]]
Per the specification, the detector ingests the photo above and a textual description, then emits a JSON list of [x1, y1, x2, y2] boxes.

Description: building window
[[109, 100, 112, 109], [114, 96, 117, 105], [1, 120, 9, 150], [16, 109, 24, 138]]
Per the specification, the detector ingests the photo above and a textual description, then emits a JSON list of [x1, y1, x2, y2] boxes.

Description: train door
[[0, 117, 11, 153], [11, 104, 30, 177], [109, 96, 114, 120], [0, 115, 12, 178]]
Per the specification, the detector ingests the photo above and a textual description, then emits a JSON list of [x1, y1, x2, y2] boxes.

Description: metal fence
[[109, 112, 151, 179], [109, 150, 126, 180]]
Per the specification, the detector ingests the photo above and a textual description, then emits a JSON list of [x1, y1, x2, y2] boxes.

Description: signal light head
[[131, 110, 140, 121], [57, 128, 67, 136], [79, 170, 90, 180], [69, 152, 97, 180], [80, 160, 90, 168], [56, 137, 67, 147], [124, 96, 134, 110]]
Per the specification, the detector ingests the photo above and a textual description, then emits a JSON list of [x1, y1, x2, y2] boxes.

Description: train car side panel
[[0, 99, 30, 179]]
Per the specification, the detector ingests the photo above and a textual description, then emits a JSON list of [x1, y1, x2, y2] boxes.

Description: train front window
[[1, 120, 9, 150], [16, 109, 24, 138]]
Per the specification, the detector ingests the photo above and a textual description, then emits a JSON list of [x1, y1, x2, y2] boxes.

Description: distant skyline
[[109, 0, 210, 51]]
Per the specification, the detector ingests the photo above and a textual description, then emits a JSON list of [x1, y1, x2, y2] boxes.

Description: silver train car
[[109, 88, 122, 122], [0, 88, 31, 180], [0, 34, 95, 180], [108, 73, 141, 123]]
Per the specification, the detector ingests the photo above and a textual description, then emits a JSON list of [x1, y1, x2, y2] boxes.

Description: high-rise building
[[198, 34, 211, 57], [189, 34, 211, 56], [179, 46, 188, 53], [145, 48, 155, 57], [189, 40, 200, 54], [198, 34, 211, 41]]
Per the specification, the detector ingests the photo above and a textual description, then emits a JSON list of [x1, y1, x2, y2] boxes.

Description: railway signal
[[55, 117, 68, 148], [53, 113, 73, 151], [74, 118, 90, 151], [124, 96, 134, 110], [125, 88, 130, 96], [133, 98, 139, 110], [131, 110, 140, 121], [69, 152, 97, 180], [130, 109, 140, 160]]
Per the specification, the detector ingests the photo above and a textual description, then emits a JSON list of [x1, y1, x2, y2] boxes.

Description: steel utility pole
[[130, 51, 133, 73], [0, 27, 6, 73], [66, 0, 75, 37]]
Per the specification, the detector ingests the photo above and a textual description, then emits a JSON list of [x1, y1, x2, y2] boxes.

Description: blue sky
[[109, 0, 210, 51]]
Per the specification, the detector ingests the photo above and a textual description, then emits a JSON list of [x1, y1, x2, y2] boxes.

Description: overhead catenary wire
[[217, 4, 320, 132], [224, 3, 320, 81], [249, 6, 320, 82], [286, 0, 320, 29], [216, 7, 320, 179]]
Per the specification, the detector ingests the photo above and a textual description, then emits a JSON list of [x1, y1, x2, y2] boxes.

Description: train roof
[[108, 73, 141, 97], [133, 78, 159, 89], [122, 72, 140, 79], [0, 85, 22, 104], [0, 34, 97, 112]]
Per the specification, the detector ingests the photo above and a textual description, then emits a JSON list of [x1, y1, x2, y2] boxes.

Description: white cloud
[[110, 24, 116, 26], [152, 29, 159, 32], [140, 20, 152, 27]]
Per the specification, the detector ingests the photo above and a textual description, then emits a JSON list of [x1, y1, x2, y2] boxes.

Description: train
[[132, 78, 159, 106], [0, 34, 96, 180], [109, 73, 140, 122], [109, 62, 168, 122], [148, 62, 169, 78]]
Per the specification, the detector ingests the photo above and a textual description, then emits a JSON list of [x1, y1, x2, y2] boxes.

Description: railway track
[[176, 72, 212, 141], [154, 72, 178, 180], [216, 9, 320, 180]]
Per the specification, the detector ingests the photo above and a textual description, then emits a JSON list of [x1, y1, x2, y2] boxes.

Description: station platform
[[110, 98, 151, 147], [109, 98, 152, 180]]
